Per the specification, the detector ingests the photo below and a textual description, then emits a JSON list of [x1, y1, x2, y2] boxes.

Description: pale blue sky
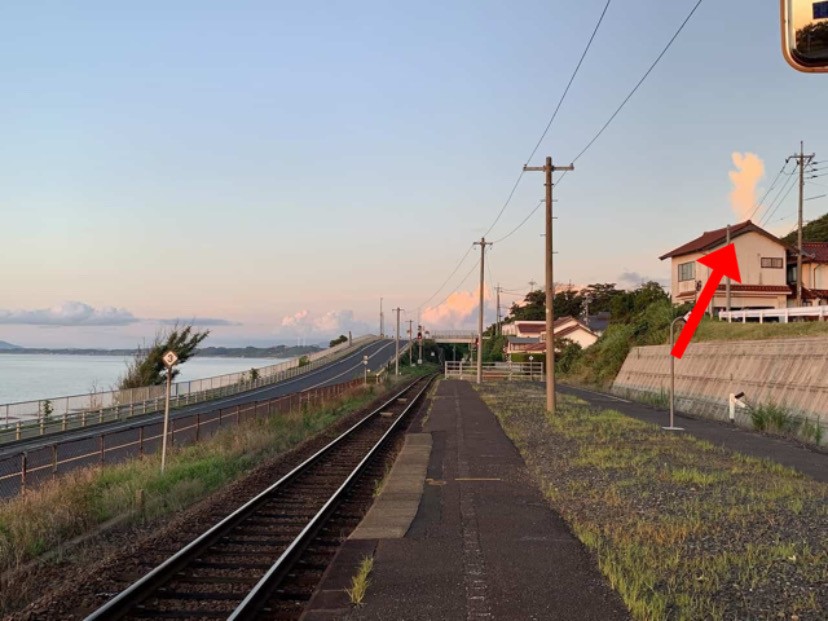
[[1, 1, 826, 347]]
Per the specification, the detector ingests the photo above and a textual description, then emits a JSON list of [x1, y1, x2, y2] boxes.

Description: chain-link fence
[[0, 377, 367, 499], [0, 335, 377, 444]]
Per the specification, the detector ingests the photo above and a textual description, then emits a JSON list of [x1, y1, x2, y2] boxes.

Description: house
[[504, 316, 598, 357], [659, 220, 828, 312]]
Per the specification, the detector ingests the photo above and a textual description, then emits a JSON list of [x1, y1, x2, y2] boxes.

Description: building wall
[[669, 232, 788, 306], [612, 337, 828, 436]]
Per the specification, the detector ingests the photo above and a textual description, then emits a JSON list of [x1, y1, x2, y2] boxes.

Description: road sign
[[162, 351, 179, 367]]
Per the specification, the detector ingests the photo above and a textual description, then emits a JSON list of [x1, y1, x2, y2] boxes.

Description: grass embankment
[[0, 385, 379, 577], [478, 382, 827, 620], [565, 299, 828, 388]]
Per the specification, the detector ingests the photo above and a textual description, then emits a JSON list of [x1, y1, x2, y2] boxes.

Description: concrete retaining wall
[[612, 336, 828, 435]]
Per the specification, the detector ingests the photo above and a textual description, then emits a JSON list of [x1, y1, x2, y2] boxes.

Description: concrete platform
[[305, 379, 628, 621]]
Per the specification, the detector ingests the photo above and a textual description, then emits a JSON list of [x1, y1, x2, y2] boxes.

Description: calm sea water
[[0, 354, 289, 404]]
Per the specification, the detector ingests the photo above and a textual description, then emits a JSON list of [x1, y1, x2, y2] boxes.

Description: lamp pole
[[667, 315, 688, 431]]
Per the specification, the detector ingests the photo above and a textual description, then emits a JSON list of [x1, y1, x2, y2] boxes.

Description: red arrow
[[671, 243, 741, 359]]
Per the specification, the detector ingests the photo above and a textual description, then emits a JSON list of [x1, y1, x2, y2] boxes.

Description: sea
[[0, 354, 288, 405]]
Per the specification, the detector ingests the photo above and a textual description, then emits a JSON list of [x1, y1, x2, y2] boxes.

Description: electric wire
[[501, 0, 704, 241], [558, 0, 704, 185], [746, 163, 790, 221], [492, 200, 544, 244], [418, 244, 474, 310], [428, 259, 481, 312], [760, 173, 799, 227], [524, 0, 613, 166], [482, 0, 613, 239]]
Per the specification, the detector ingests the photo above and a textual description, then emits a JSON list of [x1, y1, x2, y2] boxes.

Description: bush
[[298, 355, 310, 368]]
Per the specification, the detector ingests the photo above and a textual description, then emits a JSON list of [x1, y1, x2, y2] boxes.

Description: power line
[[427, 259, 481, 312], [418, 244, 474, 309], [492, 199, 544, 243], [482, 0, 612, 239], [562, 0, 704, 176], [760, 172, 799, 227], [525, 0, 613, 165], [747, 163, 790, 221]]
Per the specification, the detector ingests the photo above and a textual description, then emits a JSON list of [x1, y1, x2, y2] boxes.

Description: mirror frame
[[781, 0, 828, 72]]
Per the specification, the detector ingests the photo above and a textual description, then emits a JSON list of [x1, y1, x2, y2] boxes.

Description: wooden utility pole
[[524, 156, 573, 414], [496, 284, 502, 335], [473, 237, 492, 384], [393, 308, 403, 376], [787, 141, 815, 306], [725, 224, 731, 321]]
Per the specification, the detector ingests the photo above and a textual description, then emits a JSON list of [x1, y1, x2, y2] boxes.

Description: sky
[[1, 1, 827, 347]]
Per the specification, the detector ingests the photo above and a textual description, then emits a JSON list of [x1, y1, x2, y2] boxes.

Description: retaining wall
[[612, 336, 828, 434]]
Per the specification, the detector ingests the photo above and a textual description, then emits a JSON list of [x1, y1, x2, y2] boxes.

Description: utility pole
[[524, 155, 574, 414], [408, 319, 413, 366], [393, 307, 403, 376], [473, 237, 492, 384], [725, 224, 731, 321], [380, 298, 384, 338], [787, 141, 815, 306], [496, 284, 502, 335], [417, 324, 424, 364]]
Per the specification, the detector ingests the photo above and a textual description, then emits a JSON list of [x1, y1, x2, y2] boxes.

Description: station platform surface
[[303, 379, 628, 620]]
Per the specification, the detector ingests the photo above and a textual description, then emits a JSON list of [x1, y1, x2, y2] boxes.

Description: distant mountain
[[0, 340, 21, 350], [782, 211, 828, 244]]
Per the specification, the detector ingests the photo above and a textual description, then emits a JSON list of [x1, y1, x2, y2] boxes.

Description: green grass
[[694, 319, 828, 342], [477, 382, 827, 621], [0, 386, 378, 581]]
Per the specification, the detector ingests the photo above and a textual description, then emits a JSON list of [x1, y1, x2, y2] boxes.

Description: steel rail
[[228, 374, 435, 620], [83, 374, 432, 621]]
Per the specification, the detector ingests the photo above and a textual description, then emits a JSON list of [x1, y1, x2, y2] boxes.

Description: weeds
[[0, 387, 376, 577], [476, 383, 828, 620], [345, 555, 374, 605]]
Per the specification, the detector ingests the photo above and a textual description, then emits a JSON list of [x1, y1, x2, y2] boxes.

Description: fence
[[0, 377, 370, 499], [0, 335, 377, 443], [719, 306, 828, 323], [444, 361, 544, 381]]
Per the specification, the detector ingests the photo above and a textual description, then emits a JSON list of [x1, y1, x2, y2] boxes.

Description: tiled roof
[[659, 221, 782, 260], [801, 242, 828, 264], [801, 287, 828, 300], [515, 322, 545, 334]]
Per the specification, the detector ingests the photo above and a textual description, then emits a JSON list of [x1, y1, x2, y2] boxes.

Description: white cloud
[[422, 289, 494, 329], [279, 309, 371, 337], [729, 152, 765, 222], [0, 301, 138, 326]]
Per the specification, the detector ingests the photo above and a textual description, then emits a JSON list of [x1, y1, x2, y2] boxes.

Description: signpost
[[160, 350, 178, 473]]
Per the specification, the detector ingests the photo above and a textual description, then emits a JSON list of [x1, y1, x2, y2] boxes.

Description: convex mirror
[[782, 0, 828, 72]]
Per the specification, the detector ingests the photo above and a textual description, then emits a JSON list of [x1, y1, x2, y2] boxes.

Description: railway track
[[84, 374, 434, 621]]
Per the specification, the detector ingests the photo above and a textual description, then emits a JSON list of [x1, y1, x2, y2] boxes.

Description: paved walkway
[[560, 384, 827, 483], [305, 379, 628, 621]]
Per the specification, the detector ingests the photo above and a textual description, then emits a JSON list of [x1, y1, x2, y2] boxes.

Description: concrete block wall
[[612, 336, 828, 433]]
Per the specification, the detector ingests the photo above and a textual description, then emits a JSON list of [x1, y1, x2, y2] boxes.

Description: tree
[[329, 334, 348, 347], [509, 289, 545, 321], [583, 283, 624, 313], [553, 289, 584, 318], [118, 324, 210, 389]]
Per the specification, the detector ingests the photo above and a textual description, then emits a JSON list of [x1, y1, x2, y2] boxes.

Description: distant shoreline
[[0, 345, 323, 359]]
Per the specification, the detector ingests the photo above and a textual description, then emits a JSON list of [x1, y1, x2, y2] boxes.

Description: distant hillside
[[0, 340, 20, 350], [782, 211, 828, 244]]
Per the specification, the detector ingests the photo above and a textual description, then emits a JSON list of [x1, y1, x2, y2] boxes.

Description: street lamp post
[[666, 314, 690, 431]]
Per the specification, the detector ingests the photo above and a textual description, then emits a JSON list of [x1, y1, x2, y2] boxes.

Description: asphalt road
[[0, 338, 397, 461]]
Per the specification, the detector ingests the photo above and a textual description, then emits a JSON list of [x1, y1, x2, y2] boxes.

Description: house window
[[761, 257, 783, 269], [678, 262, 695, 282], [787, 265, 797, 285]]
